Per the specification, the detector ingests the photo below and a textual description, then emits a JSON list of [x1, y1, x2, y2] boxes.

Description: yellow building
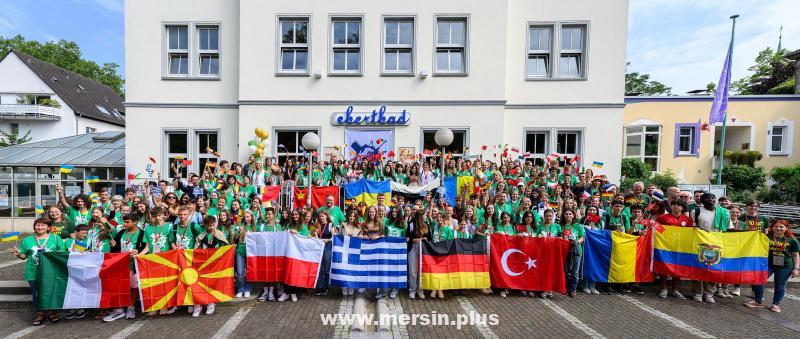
[[623, 95, 800, 184]]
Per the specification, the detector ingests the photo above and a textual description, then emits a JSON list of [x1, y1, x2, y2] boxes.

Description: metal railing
[[0, 104, 61, 120]]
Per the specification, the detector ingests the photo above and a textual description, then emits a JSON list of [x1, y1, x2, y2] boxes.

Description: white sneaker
[[389, 289, 398, 299], [692, 294, 703, 302], [103, 309, 126, 322], [278, 293, 290, 302], [499, 290, 507, 298], [125, 306, 136, 319], [357, 288, 365, 294], [521, 291, 528, 296], [590, 288, 600, 295], [581, 288, 591, 294], [658, 289, 668, 298], [244, 291, 251, 298], [671, 290, 686, 300], [205, 304, 215, 315], [192, 305, 203, 318], [235, 292, 243, 298], [290, 294, 297, 302], [703, 294, 715, 303], [732, 287, 741, 296], [417, 291, 425, 299], [165, 306, 177, 314], [409, 292, 416, 299]]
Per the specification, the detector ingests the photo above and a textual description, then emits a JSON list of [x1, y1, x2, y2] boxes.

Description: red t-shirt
[[655, 214, 694, 227]]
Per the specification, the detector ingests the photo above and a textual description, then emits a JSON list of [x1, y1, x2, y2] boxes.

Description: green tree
[[0, 130, 32, 147], [757, 165, 800, 204], [705, 82, 716, 94], [0, 35, 124, 96], [732, 47, 795, 95], [625, 71, 672, 96]]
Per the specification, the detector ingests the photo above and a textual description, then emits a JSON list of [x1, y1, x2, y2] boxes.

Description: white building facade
[[0, 51, 125, 142], [125, 0, 627, 181]]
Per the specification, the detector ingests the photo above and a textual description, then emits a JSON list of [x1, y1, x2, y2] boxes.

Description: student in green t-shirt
[[170, 206, 203, 250], [747, 220, 800, 312], [12, 217, 66, 325], [57, 184, 91, 226], [318, 195, 346, 226], [536, 209, 562, 238], [495, 212, 517, 236], [48, 205, 75, 239], [384, 208, 407, 238], [256, 208, 282, 302], [560, 208, 585, 297]]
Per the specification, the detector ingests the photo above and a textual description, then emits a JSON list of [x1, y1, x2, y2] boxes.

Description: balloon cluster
[[248, 128, 270, 158]]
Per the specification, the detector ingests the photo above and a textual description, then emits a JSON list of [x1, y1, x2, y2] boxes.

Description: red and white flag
[[489, 234, 570, 294], [245, 232, 324, 288]]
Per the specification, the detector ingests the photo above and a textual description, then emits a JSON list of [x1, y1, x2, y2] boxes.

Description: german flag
[[421, 239, 490, 290]]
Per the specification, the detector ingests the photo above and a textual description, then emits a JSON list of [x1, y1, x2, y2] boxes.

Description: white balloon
[[249, 145, 257, 152]]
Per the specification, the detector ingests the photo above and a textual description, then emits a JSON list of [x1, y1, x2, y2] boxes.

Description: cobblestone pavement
[[2, 255, 800, 339]]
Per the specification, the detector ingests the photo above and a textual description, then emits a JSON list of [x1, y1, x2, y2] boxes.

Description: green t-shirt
[[455, 230, 472, 239], [52, 219, 75, 239], [319, 206, 346, 226], [536, 223, 562, 238], [64, 237, 90, 253], [384, 224, 406, 237], [495, 224, 516, 236], [740, 214, 769, 232], [19, 234, 66, 280], [562, 223, 585, 255], [65, 207, 91, 226], [292, 224, 310, 237], [118, 228, 144, 269], [145, 223, 173, 253], [169, 222, 203, 249], [435, 225, 454, 242], [769, 236, 800, 268], [86, 224, 112, 253]]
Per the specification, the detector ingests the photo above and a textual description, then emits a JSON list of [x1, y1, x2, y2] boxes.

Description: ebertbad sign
[[331, 106, 411, 126]]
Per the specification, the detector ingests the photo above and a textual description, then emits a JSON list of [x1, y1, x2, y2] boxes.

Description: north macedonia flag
[[136, 245, 235, 312]]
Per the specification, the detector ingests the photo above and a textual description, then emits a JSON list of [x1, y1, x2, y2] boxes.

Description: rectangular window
[[624, 126, 661, 171], [85, 127, 97, 133], [331, 18, 362, 74], [279, 18, 309, 73], [383, 18, 414, 74], [196, 131, 219, 173], [771, 126, 785, 153], [165, 131, 188, 178], [10, 123, 19, 135], [276, 129, 319, 165], [166, 25, 189, 76], [422, 129, 467, 157], [673, 123, 699, 157], [678, 127, 693, 154], [559, 24, 586, 78], [527, 26, 552, 78], [556, 131, 581, 156], [197, 26, 220, 76], [435, 17, 467, 74], [524, 131, 550, 165]]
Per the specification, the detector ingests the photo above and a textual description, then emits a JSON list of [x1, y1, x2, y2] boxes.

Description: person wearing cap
[[745, 220, 800, 313]]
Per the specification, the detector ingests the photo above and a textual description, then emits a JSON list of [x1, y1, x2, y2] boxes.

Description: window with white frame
[[422, 129, 467, 157], [383, 18, 414, 74], [557, 130, 582, 160], [767, 122, 793, 156], [527, 25, 552, 78], [276, 129, 319, 165], [165, 131, 188, 178], [85, 127, 96, 134], [524, 130, 550, 165], [678, 127, 694, 154], [435, 17, 466, 74], [559, 25, 585, 77], [196, 131, 219, 172], [279, 18, 309, 73], [166, 25, 189, 76], [331, 18, 362, 73], [624, 125, 661, 171], [197, 26, 220, 76]]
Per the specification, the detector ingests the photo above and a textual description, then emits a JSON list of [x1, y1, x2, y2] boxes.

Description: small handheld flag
[[60, 165, 74, 174], [1, 232, 20, 243], [86, 176, 100, 183], [73, 240, 88, 252], [35, 205, 44, 214], [592, 161, 604, 168], [89, 192, 100, 203]]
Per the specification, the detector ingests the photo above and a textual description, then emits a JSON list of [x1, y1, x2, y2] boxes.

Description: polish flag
[[245, 232, 324, 288]]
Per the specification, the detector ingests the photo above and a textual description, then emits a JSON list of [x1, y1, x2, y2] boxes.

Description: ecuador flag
[[344, 178, 391, 206], [583, 229, 653, 283], [136, 246, 235, 312], [653, 226, 768, 284], [421, 238, 489, 290]]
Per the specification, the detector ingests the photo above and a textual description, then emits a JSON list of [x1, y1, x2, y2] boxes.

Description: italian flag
[[38, 252, 131, 310], [245, 232, 324, 288]]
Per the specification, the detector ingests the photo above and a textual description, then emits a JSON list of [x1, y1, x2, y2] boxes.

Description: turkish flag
[[489, 234, 570, 294]]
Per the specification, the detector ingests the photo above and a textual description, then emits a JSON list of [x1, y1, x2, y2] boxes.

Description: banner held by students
[[344, 179, 391, 206], [583, 229, 654, 284], [330, 235, 408, 289], [38, 252, 130, 310], [490, 234, 571, 294], [421, 238, 489, 290], [246, 232, 324, 288]]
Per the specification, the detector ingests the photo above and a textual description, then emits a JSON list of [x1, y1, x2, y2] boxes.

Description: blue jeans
[[316, 242, 332, 289], [28, 280, 38, 310], [566, 253, 582, 292], [235, 254, 251, 293], [752, 266, 793, 305]]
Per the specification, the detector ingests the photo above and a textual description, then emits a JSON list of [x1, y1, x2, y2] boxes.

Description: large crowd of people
[[9, 154, 799, 326]]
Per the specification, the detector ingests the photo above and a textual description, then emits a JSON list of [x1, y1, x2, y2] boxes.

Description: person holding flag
[[191, 216, 229, 317], [104, 214, 149, 322], [11, 217, 66, 326], [745, 220, 800, 313], [561, 209, 585, 298], [61, 224, 91, 320], [57, 185, 91, 226]]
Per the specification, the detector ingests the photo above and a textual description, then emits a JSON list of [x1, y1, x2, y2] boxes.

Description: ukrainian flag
[[653, 226, 768, 284], [443, 176, 475, 206], [86, 176, 100, 183], [583, 229, 653, 283], [344, 179, 391, 206], [1, 232, 20, 242], [59, 165, 74, 174]]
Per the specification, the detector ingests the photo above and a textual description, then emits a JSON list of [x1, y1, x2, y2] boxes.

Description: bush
[[649, 170, 679, 190], [712, 164, 766, 201], [38, 98, 61, 108], [621, 158, 650, 179], [726, 150, 762, 166], [757, 164, 800, 204], [767, 77, 796, 94]]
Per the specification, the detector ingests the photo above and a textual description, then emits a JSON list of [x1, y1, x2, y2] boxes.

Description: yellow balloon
[[255, 149, 264, 156], [255, 127, 264, 137], [261, 131, 269, 140], [258, 142, 266, 149]]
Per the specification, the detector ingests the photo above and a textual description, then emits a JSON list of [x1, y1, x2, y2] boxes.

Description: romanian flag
[[344, 179, 391, 206], [136, 246, 235, 313], [653, 226, 769, 284], [60, 165, 74, 174], [443, 176, 475, 206], [260, 185, 281, 208], [86, 176, 100, 183], [1, 232, 20, 242], [421, 239, 490, 290], [583, 229, 654, 283]]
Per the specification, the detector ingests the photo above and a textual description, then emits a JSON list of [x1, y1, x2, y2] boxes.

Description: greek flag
[[330, 235, 408, 289]]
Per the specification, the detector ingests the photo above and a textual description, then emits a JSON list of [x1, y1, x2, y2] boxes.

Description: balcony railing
[[0, 104, 61, 120]]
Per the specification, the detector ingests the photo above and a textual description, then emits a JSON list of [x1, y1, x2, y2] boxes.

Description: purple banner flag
[[708, 45, 732, 124]]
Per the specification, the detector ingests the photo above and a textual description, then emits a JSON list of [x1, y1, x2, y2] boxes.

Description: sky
[[0, 0, 798, 95]]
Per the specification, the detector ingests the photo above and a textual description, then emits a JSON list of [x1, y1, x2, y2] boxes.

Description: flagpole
[[717, 14, 738, 185]]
